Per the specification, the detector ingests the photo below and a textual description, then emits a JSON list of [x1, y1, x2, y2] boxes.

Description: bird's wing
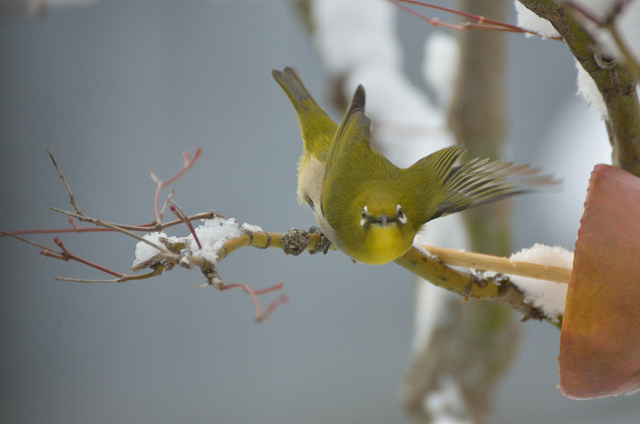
[[323, 85, 371, 178], [321, 85, 373, 220], [434, 154, 561, 218]]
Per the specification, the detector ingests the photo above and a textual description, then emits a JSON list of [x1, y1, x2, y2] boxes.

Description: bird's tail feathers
[[272, 67, 317, 112]]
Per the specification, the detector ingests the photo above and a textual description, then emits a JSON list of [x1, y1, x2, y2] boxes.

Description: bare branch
[[170, 202, 202, 249], [47, 148, 83, 216], [1, 230, 60, 253], [152, 148, 202, 224], [389, 0, 563, 39], [220, 282, 288, 322], [40, 238, 124, 278], [394, 247, 562, 325], [50, 207, 176, 257], [55, 268, 163, 283], [158, 189, 175, 221], [0, 210, 229, 239]]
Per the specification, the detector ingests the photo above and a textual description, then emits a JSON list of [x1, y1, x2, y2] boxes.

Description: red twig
[[390, 0, 464, 30], [390, 0, 563, 39], [152, 148, 202, 225], [220, 282, 288, 322], [0, 218, 156, 238], [398, 0, 525, 30], [253, 281, 284, 295], [0, 212, 220, 239], [170, 205, 202, 249], [40, 237, 124, 278], [53, 237, 71, 256], [68, 217, 79, 229], [2, 227, 113, 236]]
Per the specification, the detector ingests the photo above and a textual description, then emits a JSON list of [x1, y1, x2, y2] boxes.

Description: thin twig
[[389, 0, 563, 39], [1, 227, 112, 237], [389, 0, 464, 30], [398, 0, 524, 30], [170, 203, 202, 249], [53, 237, 71, 257], [257, 295, 289, 323], [159, 190, 175, 221], [253, 281, 285, 295], [1, 231, 59, 253], [41, 248, 124, 277], [1, 231, 124, 277], [152, 148, 202, 225], [56, 277, 126, 283], [165, 148, 202, 186], [0, 211, 227, 239], [50, 207, 175, 257], [47, 148, 83, 216], [36, 236, 125, 278], [220, 282, 288, 322], [55, 269, 162, 283]]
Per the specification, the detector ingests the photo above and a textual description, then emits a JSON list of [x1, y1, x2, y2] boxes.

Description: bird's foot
[[307, 226, 331, 255]]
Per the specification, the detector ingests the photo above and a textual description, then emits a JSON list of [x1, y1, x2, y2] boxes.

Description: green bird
[[274, 67, 558, 264], [321, 84, 558, 265]]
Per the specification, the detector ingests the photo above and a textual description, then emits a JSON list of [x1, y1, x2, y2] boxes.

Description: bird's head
[[339, 190, 417, 265]]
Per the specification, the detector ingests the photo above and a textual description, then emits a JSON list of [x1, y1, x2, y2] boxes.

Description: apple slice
[[559, 164, 640, 399]]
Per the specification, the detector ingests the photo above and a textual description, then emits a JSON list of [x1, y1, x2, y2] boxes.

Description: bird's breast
[[357, 226, 410, 265]]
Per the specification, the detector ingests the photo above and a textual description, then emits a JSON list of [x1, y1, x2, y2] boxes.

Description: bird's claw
[[307, 226, 332, 255]]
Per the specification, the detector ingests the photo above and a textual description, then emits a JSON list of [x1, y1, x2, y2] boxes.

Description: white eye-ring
[[360, 206, 369, 227], [396, 205, 407, 224]]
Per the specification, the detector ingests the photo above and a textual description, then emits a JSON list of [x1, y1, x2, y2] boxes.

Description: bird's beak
[[374, 214, 395, 227]]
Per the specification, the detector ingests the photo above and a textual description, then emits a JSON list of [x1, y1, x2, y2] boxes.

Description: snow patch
[[508, 244, 573, 319], [188, 217, 245, 263], [133, 232, 172, 268], [515, 1, 560, 38], [132, 217, 245, 268], [576, 60, 609, 118], [242, 222, 263, 233]]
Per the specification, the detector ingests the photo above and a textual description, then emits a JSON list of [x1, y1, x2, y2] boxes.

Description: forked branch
[[4, 149, 566, 325]]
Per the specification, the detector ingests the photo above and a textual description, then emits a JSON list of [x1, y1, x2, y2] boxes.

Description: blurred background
[[0, 0, 637, 423]]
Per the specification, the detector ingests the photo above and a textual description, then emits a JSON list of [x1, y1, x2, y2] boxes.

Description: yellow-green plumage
[[322, 85, 558, 265], [274, 67, 558, 265], [272, 67, 337, 211]]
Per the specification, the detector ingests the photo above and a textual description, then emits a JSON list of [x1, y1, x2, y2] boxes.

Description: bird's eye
[[360, 206, 369, 227], [308, 200, 315, 211], [396, 205, 407, 225]]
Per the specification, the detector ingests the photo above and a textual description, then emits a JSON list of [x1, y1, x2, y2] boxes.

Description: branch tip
[[47, 148, 83, 215], [219, 281, 287, 322]]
